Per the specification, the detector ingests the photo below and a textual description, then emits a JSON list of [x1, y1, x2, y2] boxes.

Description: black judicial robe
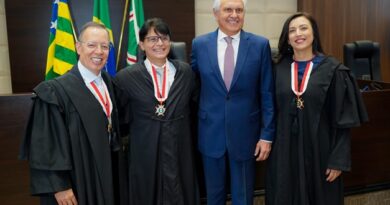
[[114, 60, 199, 205], [19, 67, 127, 205], [265, 56, 368, 205]]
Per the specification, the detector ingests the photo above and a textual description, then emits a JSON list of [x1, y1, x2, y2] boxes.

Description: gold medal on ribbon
[[291, 60, 314, 111], [296, 96, 304, 109]]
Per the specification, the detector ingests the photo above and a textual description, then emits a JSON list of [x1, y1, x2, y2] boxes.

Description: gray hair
[[213, 0, 247, 11]]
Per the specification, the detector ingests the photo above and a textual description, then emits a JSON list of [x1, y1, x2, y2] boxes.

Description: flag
[[93, 0, 116, 76], [45, 0, 77, 80], [127, 0, 144, 65]]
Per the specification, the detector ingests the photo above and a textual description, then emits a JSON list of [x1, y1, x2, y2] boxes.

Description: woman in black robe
[[265, 12, 368, 205], [113, 18, 199, 205]]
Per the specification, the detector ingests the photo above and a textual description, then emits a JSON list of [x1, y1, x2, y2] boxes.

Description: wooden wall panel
[[298, 0, 390, 82], [0, 94, 38, 205], [5, 0, 194, 93]]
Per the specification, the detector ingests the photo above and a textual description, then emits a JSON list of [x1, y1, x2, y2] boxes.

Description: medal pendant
[[296, 96, 304, 109], [155, 104, 166, 116], [107, 123, 112, 133]]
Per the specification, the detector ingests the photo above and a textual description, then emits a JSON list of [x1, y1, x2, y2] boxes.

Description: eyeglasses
[[79, 41, 111, 51], [222, 7, 244, 15], [144, 35, 170, 44]]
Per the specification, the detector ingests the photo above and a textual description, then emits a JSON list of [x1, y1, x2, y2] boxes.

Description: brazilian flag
[[45, 0, 77, 80], [93, 0, 116, 76]]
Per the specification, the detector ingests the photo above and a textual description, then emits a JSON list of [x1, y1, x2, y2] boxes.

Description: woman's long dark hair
[[275, 12, 324, 63]]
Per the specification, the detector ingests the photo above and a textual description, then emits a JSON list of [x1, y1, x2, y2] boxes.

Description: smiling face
[[288, 16, 314, 55], [139, 28, 171, 66], [76, 26, 110, 75], [214, 0, 245, 36]]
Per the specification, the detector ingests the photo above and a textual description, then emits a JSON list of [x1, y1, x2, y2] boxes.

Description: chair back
[[343, 40, 381, 80]]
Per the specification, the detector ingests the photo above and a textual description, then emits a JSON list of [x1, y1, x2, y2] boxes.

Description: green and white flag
[[127, 0, 144, 65]]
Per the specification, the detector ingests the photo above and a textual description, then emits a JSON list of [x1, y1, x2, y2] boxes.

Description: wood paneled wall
[[0, 95, 38, 205], [5, 0, 194, 93], [298, 0, 390, 81]]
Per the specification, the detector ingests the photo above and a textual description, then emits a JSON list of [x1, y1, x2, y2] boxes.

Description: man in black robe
[[114, 18, 199, 205], [19, 22, 127, 205]]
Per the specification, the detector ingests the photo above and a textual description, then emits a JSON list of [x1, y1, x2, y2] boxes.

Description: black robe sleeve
[[29, 169, 71, 196], [113, 70, 133, 138], [19, 81, 72, 195], [327, 65, 369, 171], [331, 65, 368, 128], [190, 64, 200, 104]]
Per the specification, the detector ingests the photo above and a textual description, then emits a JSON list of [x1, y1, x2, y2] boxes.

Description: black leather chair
[[343, 40, 381, 80], [137, 41, 187, 63]]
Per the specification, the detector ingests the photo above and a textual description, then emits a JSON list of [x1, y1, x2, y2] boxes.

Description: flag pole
[[116, 0, 130, 70], [68, 0, 78, 42], [71, 22, 78, 42]]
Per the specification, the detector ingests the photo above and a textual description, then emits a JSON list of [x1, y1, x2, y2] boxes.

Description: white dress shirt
[[144, 58, 176, 95], [217, 29, 240, 79]]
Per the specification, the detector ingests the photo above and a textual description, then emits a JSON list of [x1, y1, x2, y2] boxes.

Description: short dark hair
[[276, 12, 324, 62], [78, 22, 110, 42], [139, 18, 171, 42]]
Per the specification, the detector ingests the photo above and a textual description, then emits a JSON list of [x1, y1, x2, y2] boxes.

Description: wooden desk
[[343, 80, 390, 194]]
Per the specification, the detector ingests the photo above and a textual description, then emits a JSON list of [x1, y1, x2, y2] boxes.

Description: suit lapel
[[207, 30, 227, 91], [230, 31, 249, 90]]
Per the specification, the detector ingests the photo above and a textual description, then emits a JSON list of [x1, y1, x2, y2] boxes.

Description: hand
[[54, 188, 78, 205], [254, 140, 272, 161], [325, 169, 342, 182]]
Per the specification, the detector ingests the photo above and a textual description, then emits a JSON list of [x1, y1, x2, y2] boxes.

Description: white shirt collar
[[217, 29, 241, 42], [144, 58, 169, 70], [78, 61, 102, 84]]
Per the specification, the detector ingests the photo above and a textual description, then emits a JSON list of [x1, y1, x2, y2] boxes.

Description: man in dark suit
[[20, 22, 126, 205], [191, 0, 275, 204]]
